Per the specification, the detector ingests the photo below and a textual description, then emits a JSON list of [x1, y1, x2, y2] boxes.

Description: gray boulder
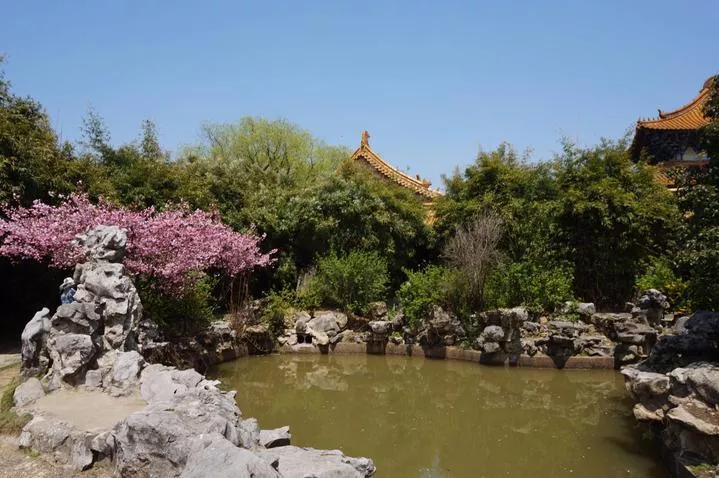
[[481, 325, 505, 342], [256, 446, 376, 478], [75, 225, 127, 263], [13, 377, 45, 407], [19, 415, 95, 471], [46, 333, 97, 384], [308, 311, 347, 338], [368, 321, 392, 336], [20, 308, 51, 373], [181, 433, 280, 478], [259, 426, 291, 448], [239, 418, 261, 448], [108, 351, 145, 396]]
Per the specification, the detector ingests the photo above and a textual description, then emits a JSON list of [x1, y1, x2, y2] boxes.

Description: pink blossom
[[0, 193, 275, 294]]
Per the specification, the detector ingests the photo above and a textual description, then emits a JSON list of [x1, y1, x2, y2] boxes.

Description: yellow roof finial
[[361, 130, 370, 147]]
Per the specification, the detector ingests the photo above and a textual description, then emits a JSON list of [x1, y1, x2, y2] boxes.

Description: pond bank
[[277, 341, 615, 368]]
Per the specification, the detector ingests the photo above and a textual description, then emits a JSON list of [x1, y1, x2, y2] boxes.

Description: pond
[[213, 354, 667, 478]]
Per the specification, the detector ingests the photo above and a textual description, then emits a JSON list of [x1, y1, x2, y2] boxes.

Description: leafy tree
[[273, 160, 435, 290], [397, 265, 460, 329], [0, 61, 76, 205], [309, 250, 388, 314], [554, 138, 679, 307], [674, 75, 719, 309], [434, 144, 571, 310]]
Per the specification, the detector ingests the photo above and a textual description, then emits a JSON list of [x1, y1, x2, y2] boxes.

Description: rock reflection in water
[[214, 355, 667, 478]]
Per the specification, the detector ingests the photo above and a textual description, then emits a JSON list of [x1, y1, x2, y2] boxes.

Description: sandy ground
[[0, 356, 126, 477], [24, 389, 146, 433]]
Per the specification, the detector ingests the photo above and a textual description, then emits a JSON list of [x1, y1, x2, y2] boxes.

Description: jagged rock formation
[[20, 225, 143, 388], [621, 311, 719, 475], [415, 306, 466, 347]]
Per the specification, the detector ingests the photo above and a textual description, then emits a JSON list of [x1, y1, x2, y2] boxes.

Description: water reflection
[[214, 355, 666, 478]]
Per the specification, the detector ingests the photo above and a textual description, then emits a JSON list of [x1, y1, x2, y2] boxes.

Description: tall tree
[[674, 75, 719, 309], [554, 138, 679, 307]]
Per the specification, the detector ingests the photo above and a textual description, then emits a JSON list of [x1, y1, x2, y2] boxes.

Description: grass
[[687, 463, 716, 477], [0, 377, 32, 435]]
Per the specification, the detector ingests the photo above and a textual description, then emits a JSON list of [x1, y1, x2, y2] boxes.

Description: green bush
[[138, 272, 217, 337], [0, 378, 32, 434], [261, 290, 293, 339], [310, 250, 388, 314], [397, 266, 460, 329], [484, 259, 574, 313], [635, 257, 688, 312]]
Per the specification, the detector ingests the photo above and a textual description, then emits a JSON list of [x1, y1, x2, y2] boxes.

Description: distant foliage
[[310, 250, 388, 314], [673, 74, 719, 309], [397, 265, 460, 329], [0, 193, 274, 294], [139, 273, 217, 337], [484, 258, 574, 312], [635, 257, 687, 311]]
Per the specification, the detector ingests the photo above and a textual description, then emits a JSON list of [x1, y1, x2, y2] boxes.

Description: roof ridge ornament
[[361, 130, 370, 147]]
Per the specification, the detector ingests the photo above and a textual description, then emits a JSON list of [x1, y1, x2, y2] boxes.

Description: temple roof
[[636, 77, 713, 131], [349, 131, 443, 200]]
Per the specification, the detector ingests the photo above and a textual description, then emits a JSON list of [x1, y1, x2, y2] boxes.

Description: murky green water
[[214, 354, 667, 478]]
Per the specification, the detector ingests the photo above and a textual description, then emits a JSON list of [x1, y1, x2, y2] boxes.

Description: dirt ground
[[0, 357, 114, 477]]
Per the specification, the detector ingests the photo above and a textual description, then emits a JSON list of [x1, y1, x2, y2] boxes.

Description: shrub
[[138, 273, 217, 337], [442, 212, 503, 310], [484, 259, 575, 313], [261, 290, 293, 339], [635, 257, 688, 311], [397, 266, 460, 329], [310, 250, 388, 314], [0, 377, 32, 434]]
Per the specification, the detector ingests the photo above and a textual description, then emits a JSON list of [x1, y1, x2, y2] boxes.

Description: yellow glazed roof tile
[[349, 131, 443, 200]]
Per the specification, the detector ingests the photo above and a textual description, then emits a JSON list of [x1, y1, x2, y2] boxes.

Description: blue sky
[[2, 1, 717, 188]]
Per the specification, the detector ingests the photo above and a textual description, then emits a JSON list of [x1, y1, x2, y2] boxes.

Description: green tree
[[434, 144, 571, 310], [554, 138, 679, 307], [77, 109, 179, 208], [674, 75, 719, 309], [0, 61, 76, 205]]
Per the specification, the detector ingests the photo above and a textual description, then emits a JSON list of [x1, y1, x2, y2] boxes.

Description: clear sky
[[2, 1, 717, 188]]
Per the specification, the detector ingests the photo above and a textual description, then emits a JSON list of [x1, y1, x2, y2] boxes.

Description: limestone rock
[[181, 433, 280, 478], [368, 321, 392, 335], [667, 401, 719, 436], [621, 368, 670, 401], [13, 377, 45, 407], [108, 351, 145, 396], [309, 311, 347, 338], [367, 302, 388, 320], [21, 308, 51, 373], [75, 225, 127, 263], [416, 306, 466, 347], [47, 333, 97, 384], [259, 426, 291, 448], [239, 418, 261, 449], [482, 325, 505, 342], [256, 446, 376, 478]]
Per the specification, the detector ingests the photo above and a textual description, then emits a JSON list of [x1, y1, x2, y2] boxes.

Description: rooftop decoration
[[349, 131, 443, 202]]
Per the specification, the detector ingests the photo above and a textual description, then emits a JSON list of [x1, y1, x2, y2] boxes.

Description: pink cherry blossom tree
[[0, 193, 275, 296]]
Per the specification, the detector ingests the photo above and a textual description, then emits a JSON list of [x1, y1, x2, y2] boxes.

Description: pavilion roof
[[635, 77, 713, 131], [349, 131, 443, 200]]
